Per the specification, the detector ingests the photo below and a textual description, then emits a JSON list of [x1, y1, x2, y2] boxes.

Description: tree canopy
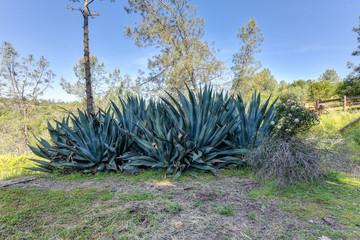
[[60, 54, 126, 102], [125, 0, 223, 95], [231, 17, 264, 96], [0, 41, 55, 143]]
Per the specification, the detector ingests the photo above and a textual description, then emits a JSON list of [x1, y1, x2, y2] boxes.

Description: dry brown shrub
[[246, 137, 350, 187]]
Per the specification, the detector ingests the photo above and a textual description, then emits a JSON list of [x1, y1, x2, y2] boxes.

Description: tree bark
[[20, 104, 29, 145], [190, 69, 199, 94], [83, 0, 94, 114]]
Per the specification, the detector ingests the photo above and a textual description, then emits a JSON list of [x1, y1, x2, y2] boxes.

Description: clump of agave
[[29, 85, 277, 178], [28, 108, 132, 173]]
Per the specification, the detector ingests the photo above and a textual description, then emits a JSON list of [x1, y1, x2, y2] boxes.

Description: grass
[[0, 187, 170, 239], [212, 205, 236, 216], [0, 154, 40, 180], [0, 155, 252, 183], [314, 110, 360, 134], [313, 110, 360, 152], [248, 172, 360, 239], [0, 188, 115, 239]]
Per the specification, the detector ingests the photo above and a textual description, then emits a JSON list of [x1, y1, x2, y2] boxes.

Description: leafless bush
[[246, 137, 350, 187]]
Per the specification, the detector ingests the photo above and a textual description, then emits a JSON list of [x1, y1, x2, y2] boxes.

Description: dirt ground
[[1, 175, 324, 240]]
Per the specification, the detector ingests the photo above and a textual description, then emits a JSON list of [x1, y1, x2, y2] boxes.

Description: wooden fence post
[[343, 95, 347, 112], [314, 100, 319, 111]]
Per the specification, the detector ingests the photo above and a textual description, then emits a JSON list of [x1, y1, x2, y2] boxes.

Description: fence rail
[[312, 95, 360, 113]]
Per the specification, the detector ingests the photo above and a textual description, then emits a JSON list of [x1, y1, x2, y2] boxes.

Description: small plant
[[272, 99, 319, 140], [163, 201, 181, 214], [212, 205, 235, 216], [192, 201, 203, 208], [221, 237, 232, 240], [249, 212, 256, 220]]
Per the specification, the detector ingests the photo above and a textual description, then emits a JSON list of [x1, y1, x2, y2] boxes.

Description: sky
[[0, 0, 359, 101]]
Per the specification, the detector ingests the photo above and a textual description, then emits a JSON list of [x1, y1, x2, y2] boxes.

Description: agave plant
[[28, 85, 278, 177], [111, 96, 150, 135], [28, 108, 132, 173], [229, 92, 278, 149], [123, 86, 248, 178]]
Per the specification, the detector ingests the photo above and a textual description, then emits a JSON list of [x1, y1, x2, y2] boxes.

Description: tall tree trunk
[[21, 105, 30, 145], [190, 69, 199, 94], [83, 0, 94, 114]]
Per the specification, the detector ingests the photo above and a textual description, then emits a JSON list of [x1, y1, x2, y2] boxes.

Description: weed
[[163, 201, 181, 214], [212, 205, 235, 216], [192, 201, 203, 208]]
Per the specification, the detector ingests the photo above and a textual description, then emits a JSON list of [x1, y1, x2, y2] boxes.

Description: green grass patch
[[248, 173, 360, 239], [0, 187, 166, 239], [162, 201, 181, 214], [0, 154, 40, 180], [313, 110, 360, 152], [212, 205, 236, 216], [46, 167, 251, 184], [0, 188, 114, 239]]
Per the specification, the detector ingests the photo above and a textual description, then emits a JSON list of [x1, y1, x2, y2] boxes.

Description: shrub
[[246, 138, 324, 187], [277, 85, 309, 103], [272, 99, 319, 140]]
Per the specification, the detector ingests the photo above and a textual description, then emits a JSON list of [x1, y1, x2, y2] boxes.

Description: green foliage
[[29, 108, 132, 173], [319, 69, 341, 84], [308, 79, 338, 101], [29, 85, 278, 178], [0, 100, 83, 155], [231, 17, 264, 96], [0, 41, 55, 144], [125, 0, 223, 94], [272, 100, 319, 139], [337, 74, 360, 96], [231, 92, 278, 148], [337, 18, 360, 96], [60, 54, 127, 103], [250, 68, 278, 95], [0, 41, 55, 103], [277, 84, 309, 103], [278, 70, 340, 103], [212, 205, 235, 216]]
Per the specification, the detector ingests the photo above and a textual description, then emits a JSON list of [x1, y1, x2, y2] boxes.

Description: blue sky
[[0, 0, 359, 101]]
